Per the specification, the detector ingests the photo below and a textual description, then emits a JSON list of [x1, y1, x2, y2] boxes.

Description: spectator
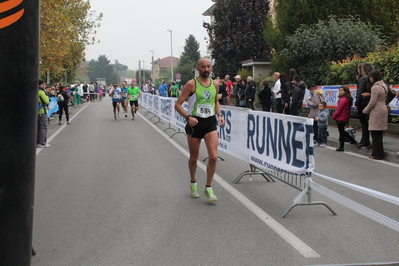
[[237, 79, 247, 107], [290, 75, 306, 116], [57, 86, 70, 125], [272, 72, 282, 113], [289, 68, 298, 91], [258, 80, 272, 112], [279, 73, 291, 114], [355, 62, 374, 147], [98, 85, 103, 101], [306, 84, 325, 143], [332, 86, 357, 151], [315, 101, 329, 147], [363, 70, 388, 160], [233, 75, 241, 107], [218, 79, 227, 105], [82, 81, 88, 101], [225, 75, 233, 106], [88, 82, 95, 101], [245, 76, 256, 110], [169, 82, 179, 98], [37, 79, 50, 148]]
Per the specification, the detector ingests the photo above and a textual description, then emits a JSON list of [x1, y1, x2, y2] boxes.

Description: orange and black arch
[[0, 0, 24, 29]]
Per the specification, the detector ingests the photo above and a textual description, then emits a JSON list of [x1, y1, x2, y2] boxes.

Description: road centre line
[[36, 103, 90, 156], [138, 111, 321, 259]]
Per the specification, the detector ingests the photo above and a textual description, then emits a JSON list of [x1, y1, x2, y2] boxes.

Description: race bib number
[[113, 93, 119, 99], [122, 93, 127, 98], [196, 104, 213, 118]]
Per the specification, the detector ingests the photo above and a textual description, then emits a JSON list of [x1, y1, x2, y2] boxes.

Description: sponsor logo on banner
[[247, 114, 313, 170], [160, 98, 172, 122]]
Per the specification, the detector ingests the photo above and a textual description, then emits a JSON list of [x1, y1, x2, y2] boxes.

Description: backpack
[[57, 93, 64, 102]]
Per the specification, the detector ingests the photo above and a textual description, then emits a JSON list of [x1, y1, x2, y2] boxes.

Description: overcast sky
[[84, 0, 214, 70]]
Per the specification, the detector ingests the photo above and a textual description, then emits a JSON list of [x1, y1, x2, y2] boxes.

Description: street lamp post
[[138, 61, 141, 87], [150, 50, 154, 83], [167, 30, 173, 83]]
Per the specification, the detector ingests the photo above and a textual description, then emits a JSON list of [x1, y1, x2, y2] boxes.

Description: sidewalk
[[324, 124, 399, 164]]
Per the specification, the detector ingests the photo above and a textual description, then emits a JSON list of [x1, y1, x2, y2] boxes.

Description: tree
[[204, 0, 270, 77], [175, 55, 195, 85], [181, 35, 201, 65], [40, 0, 102, 83], [265, 0, 399, 73], [281, 17, 384, 84], [87, 55, 120, 85], [175, 35, 201, 85], [113, 60, 128, 78]]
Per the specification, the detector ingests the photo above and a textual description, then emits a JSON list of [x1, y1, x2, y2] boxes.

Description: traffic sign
[[175, 73, 181, 79]]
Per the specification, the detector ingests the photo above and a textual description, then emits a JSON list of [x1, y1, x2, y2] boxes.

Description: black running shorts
[[185, 116, 217, 139], [129, 100, 138, 107]]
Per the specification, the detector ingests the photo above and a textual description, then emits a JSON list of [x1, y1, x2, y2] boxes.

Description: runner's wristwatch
[[185, 115, 191, 121]]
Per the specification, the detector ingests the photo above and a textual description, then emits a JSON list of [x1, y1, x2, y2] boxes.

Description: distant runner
[[127, 81, 142, 120], [109, 83, 121, 120]]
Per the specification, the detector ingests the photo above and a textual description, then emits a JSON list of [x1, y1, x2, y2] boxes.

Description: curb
[[326, 138, 399, 164]]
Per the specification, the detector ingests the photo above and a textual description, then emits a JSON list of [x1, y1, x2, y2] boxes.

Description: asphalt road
[[32, 98, 399, 266]]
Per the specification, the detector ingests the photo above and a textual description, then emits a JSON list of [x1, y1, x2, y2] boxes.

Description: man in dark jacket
[[290, 75, 306, 116], [245, 76, 256, 110]]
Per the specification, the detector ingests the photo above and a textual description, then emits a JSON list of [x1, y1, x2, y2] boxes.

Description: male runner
[[174, 57, 225, 202], [109, 83, 121, 120], [120, 81, 129, 117], [127, 81, 142, 120]]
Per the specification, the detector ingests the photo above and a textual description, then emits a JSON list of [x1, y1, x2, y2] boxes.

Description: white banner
[[141, 94, 315, 175], [302, 85, 399, 115], [218, 106, 315, 175]]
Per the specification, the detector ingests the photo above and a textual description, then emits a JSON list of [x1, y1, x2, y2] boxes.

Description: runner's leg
[[187, 136, 201, 183], [203, 130, 218, 187]]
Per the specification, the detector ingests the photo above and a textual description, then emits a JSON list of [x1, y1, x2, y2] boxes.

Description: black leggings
[[58, 103, 69, 122], [337, 122, 355, 148], [370, 131, 384, 159]]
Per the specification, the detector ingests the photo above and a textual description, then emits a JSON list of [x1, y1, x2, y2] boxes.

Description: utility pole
[[167, 30, 173, 82], [0, 1, 40, 265], [150, 50, 154, 83], [138, 61, 141, 87]]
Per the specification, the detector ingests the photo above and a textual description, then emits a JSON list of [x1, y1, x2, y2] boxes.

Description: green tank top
[[187, 77, 216, 117]]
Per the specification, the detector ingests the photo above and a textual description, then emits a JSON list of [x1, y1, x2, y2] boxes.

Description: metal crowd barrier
[[233, 166, 337, 218]]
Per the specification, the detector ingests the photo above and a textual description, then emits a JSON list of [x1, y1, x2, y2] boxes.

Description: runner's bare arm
[[175, 79, 195, 118], [214, 80, 225, 127]]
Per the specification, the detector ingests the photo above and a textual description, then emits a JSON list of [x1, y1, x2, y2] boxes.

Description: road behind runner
[[32, 97, 399, 266]]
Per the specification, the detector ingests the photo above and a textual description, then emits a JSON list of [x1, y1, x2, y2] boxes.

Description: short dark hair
[[293, 75, 301, 82], [320, 101, 327, 107], [39, 79, 44, 85], [307, 83, 315, 89], [369, 70, 383, 82]]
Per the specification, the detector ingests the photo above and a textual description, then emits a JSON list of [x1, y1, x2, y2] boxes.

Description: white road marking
[[36, 103, 90, 156], [138, 111, 321, 259]]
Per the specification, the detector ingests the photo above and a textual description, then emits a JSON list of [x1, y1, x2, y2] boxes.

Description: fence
[[140, 93, 399, 233]]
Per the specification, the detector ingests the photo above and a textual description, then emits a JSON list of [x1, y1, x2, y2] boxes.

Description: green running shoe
[[190, 182, 200, 198], [203, 187, 217, 202]]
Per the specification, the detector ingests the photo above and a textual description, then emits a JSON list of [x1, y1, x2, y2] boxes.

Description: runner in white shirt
[[109, 83, 122, 120]]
